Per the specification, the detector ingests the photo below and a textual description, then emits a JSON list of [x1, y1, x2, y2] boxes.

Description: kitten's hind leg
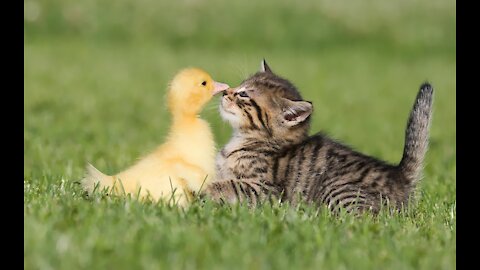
[[329, 190, 379, 216]]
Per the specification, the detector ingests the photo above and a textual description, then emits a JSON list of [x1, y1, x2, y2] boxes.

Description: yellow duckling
[[81, 68, 229, 206]]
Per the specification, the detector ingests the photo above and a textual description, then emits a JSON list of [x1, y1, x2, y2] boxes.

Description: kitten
[[203, 60, 433, 213]]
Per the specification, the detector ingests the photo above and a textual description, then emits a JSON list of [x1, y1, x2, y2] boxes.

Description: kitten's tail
[[399, 82, 434, 184], [81, 163, 115, 195]]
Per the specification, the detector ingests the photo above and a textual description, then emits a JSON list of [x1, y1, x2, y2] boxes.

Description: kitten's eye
[[201, 81, 207, 86], [238, 91, 249, 98]]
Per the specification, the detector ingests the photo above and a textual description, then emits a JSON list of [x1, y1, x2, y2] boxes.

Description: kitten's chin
[[219, 105, 240, 128]]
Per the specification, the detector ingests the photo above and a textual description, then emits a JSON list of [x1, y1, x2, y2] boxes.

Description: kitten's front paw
[[202, 182, 238, 205]]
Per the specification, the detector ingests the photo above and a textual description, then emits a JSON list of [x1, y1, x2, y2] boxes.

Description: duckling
[[81, 68, 229, 206]]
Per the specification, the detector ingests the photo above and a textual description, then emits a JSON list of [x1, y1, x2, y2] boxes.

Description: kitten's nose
[[224, 88, 235, 96]]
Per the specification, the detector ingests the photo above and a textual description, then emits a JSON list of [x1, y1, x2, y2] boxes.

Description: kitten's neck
[[232, 129, 307, 149]]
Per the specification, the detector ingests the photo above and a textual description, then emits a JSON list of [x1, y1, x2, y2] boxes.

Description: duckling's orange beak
[[212, 81, 230, 96]]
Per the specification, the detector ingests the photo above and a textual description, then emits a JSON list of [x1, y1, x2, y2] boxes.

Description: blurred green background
[[24, 0, 455, 269], [24, 0, 456, 170]]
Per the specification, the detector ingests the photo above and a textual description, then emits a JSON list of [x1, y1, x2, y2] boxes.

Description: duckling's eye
[[201, 81, 207, 86], [238, 91, 249, 98]]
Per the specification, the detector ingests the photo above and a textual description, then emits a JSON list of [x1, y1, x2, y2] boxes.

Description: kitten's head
[[219, 60, 312, 142]]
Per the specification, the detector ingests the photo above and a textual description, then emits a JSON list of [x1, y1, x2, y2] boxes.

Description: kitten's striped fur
[[204, 60, 433, 213]]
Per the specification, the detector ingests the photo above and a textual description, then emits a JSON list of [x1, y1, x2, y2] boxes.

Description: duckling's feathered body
[[82, 68, 229, 206]]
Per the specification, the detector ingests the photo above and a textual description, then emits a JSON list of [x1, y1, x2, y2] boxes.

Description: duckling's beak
[[212, 81, 230, 96]]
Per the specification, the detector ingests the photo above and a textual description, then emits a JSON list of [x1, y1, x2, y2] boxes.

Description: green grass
[[24, 0, 456, 269]]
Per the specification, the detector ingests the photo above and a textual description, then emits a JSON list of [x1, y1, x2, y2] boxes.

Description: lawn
[[24, 0, 456, 269]]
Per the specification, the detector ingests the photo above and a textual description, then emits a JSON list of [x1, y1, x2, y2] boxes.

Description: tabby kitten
[[204, 60, 433, 213]]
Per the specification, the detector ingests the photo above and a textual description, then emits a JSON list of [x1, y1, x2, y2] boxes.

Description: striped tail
[[399, 82, 434, 184], [81, 163, 115, 194]]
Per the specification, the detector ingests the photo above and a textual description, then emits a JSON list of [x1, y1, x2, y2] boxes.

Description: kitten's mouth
[[220, 97, 236, 115], [220, 105, 235, 115], [219, 98, 239, 127]]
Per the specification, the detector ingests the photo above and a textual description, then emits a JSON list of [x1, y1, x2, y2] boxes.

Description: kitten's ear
[[280, 99, 312, 127], [260, 59, 273, 73]]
